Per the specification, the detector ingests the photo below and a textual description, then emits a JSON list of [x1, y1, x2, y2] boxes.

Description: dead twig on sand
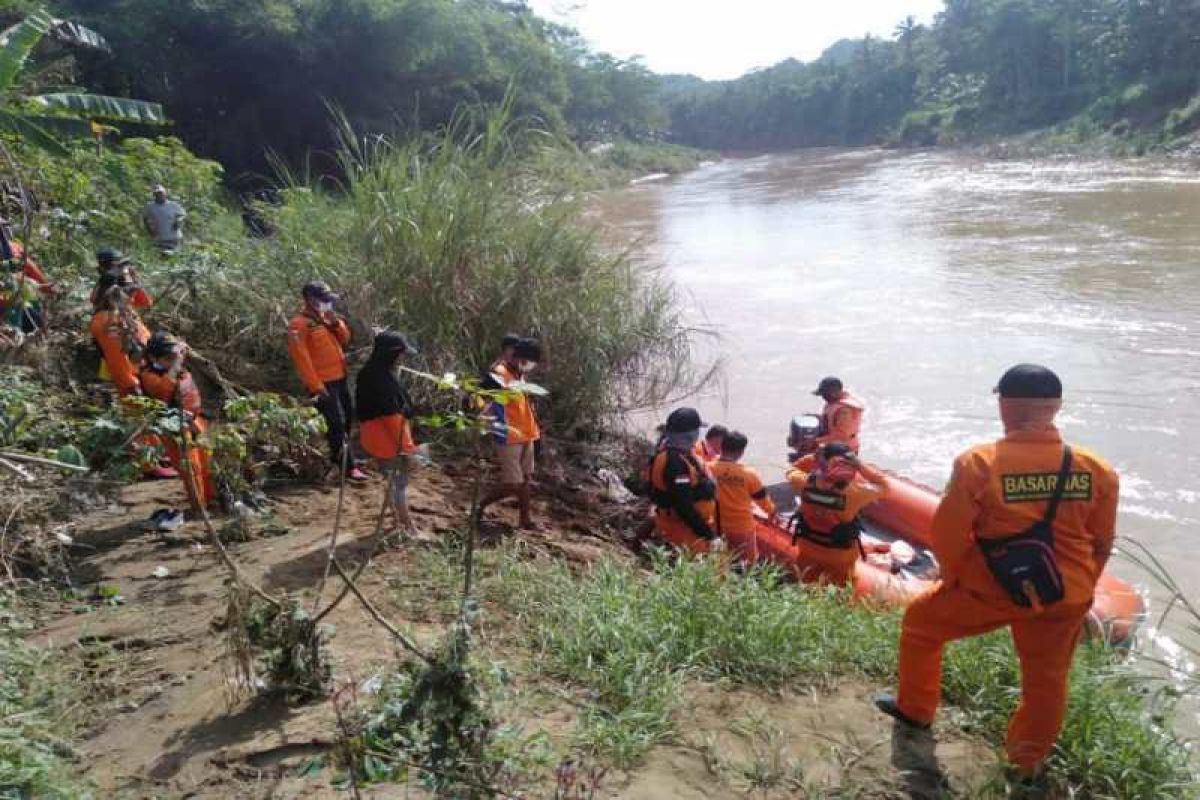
[[331, 558, 431, 664]]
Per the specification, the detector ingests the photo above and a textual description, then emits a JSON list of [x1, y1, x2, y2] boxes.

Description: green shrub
[[1165, 96, 1200, 136], [0, 599, 90, 799], [1, 135, 236, 293], [152, 106, 700, 428]]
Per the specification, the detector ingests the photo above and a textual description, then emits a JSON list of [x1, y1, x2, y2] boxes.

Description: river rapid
[[595, 149, 1200, 594]]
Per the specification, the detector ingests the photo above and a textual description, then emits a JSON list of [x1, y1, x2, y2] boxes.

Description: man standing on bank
[[142, 185, 186, 252], [287, 281, 367, 481], [875, 364, 1119, 794]]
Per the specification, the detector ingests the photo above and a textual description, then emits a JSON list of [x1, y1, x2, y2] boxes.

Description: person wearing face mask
[[649, 407, 719, 549], [139, 331, 218, 514], [786, 442, 890, 584], [875, 364, 1119, 795], [287, 281, 366, 481], [478, 337, 542, 528], [357, 330, 424, 534]]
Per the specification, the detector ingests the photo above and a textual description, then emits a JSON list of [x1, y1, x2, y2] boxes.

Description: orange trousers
[[896, 582, 1089, 773], [790, 537, 858, 586], [654, 511, 715, 554], [166, 421, 218, 511]]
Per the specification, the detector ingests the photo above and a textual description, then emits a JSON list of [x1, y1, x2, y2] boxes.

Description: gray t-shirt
[[143, 200, 186, 245]]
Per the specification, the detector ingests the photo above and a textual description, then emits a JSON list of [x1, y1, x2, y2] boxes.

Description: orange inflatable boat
[[656, 469, 1145, 646]]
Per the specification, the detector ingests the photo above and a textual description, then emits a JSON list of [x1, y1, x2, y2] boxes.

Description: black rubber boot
[[874, 692, 932, 730]]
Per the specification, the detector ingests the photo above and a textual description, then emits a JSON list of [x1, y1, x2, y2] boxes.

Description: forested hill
[[662, 0, 1200, 152], [19, 0, 1200, 175], [29, 0, 666, 177]]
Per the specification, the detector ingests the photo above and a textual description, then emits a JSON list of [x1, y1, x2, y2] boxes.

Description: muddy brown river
[[597, 149, 1200, 597]]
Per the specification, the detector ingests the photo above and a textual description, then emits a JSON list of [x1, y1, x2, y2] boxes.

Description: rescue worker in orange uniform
[[139, 332, 219, 511], [786, 443, 889, 584], [90, 274, 151, 396], [478, 337, 543, 528], [356, 331, 423, 534], [695, 424, 728, 466], [89, 274, 177, 480], [710, 430, 775, 558], [649, 407, 719, 551], [91, 248, 152, 310], [875, 364, 1119, 793], [0, 218, 59, 333], [813, 376, 865, 452], [286, 281, 366, 481]]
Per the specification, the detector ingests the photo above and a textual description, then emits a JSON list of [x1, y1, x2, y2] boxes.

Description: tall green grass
[[485, 552, 1193, 797], [163, 104, 699, 429]]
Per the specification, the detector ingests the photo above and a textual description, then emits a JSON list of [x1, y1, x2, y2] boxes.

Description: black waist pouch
[[977, 447, 1073, 609]]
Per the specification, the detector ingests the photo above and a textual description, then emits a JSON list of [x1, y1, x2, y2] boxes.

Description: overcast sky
[[527, 0, 946, 80]]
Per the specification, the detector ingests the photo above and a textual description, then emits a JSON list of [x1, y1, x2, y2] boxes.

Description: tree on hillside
[[894, 15, 920, 64], [0, 7, 163, 155]]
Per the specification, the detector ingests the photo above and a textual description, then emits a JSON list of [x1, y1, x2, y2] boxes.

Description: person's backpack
[[977, 447, 1072, 608]]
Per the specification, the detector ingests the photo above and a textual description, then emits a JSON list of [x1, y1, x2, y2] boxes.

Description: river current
[[596, 148, 1200, 591]]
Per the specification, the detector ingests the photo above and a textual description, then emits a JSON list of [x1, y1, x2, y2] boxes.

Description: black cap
[[514, 337, 541, 361], [813, 376, 843, 396], [301, 280, 337, 302], [501, 334, 522, 350], [373, 329, 418, 357], [664, 407, 705, 433], [145, 330, 182, 358], [96, 246, 129, 267], [996, 364, 1062, 399]]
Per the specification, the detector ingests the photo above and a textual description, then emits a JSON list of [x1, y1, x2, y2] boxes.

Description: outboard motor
[[787, 413, 823, 461]]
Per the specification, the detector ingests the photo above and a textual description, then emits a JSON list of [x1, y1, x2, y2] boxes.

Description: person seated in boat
[[786, 442, 889, 584], [875, 364, 1119, 796], [649, 407, 718, 550], [695, 423, 727, 466], [711, 430, 775, 543], [812, 376, 865, 453]]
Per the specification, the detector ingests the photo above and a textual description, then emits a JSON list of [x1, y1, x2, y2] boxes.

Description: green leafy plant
[[206, 392, 327, 499], [0, 7, 164, 155]]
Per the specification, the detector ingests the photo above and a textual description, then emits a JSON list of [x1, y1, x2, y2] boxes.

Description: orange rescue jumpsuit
[[90, 309, 150, 395], [786, 455, 889, 584], [711, 459, 775, 560], [895, 428, 1118, 774], [816, 391, 864, 452], [286, 311, 351, 395], [650, 448, 716, 552], [140, 364, 219, 510]]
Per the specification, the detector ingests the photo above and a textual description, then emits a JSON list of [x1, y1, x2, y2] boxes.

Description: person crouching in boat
[[711, 430, 775, 559], [786, 443, 889, 584], [812, 376, 865, 453], [649, 407, 719, 552], [356, 331, 424, 536], [874, 364, 1119, 795]]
